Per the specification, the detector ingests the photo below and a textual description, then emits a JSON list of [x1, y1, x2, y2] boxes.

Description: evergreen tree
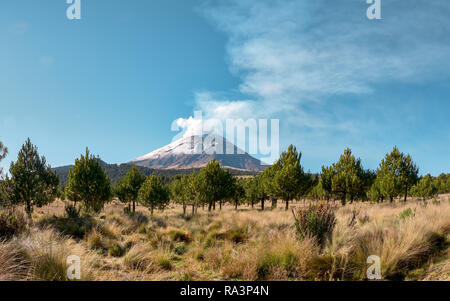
[[411, 174, 437, 200], [260, 165, 279, 209], [0, 141, 7, 177], [138, 175, 170, 216], [197, 159, 232, 211], [230, 178, 245, 210], [272, 145, 305, 210], [170, 175, 189, 216], [116, 165, 146, 213], [321, 148, 366, 205], [9, 138, 59, 221], [66, 148, 111, 214], [244, 176, 261, 209], [376, 146, 418, 202]]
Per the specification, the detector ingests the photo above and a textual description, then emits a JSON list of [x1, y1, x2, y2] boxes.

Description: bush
[[108, 243, 125, 257], [292, 203, 336, 246], [157, 255, 172, 270], [64, 204, 80, 219], [169, 229, 191, 242], [87, 231, 108, 252], [0, 211, 27, 240], [399, 208, 415, 220], [256, 251, 299, 280], [137, 225, 147, 234], [174, 242, 187, 255], [226, 227, 247, 244]]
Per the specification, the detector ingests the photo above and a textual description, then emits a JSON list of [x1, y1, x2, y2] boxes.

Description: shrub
[[399, 208, 415, 220], [157, 255, 172, 270], [292, 203, 336, 246], [108, 243, 125, 257], [226, 227, 247, 244], [87, 231, 108, 252], [38, 215, 95, 239], [64, 204, 80, 219], [0, 211, 27, 240], [174, 242, 187, 255], [137, 225, 147, 234], [256, 250, 299, 280], [123, 244, 153, 271], [169, 229, 191, 243]]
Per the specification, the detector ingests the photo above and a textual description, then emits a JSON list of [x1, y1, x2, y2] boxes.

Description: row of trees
[[1, 139, 449, 222]]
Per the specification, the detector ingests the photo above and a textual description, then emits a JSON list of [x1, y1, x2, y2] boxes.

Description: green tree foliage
[[230, 178, 245, 210], [9, 138, 59, 221], [0, 141, 10, 207], [433, 173, 450, 194], [170, 174, 192, 216], [0, 140, 7, 177], [411, 174, 438, 200], [260, 165, 279, 209], [244, 176, 262, 209], [197, 159, 233, 211], [115, 165, 146, 213], [65, 148, 111, 214], [368, 179, 384, 203], [138, 175, 170, 216], [321, 148, 366, 205], [376, 146, 419, 202], [272, 145, 306, 210]]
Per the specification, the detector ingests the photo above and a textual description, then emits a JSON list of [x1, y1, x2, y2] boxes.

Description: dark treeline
[[1, 139, 449, 222], [53, 160, 258, 187]]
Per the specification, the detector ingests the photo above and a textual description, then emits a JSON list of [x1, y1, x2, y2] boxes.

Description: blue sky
[[1, 0, 450, 176]]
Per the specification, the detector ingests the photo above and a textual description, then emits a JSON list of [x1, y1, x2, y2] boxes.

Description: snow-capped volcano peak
[[130, 135, 264, 171]]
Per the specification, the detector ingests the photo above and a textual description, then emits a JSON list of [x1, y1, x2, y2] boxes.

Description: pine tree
[[321, 148, 366, 205], [0, 141, 7, 177], [170, 175, 189, 216], [138, 175, 170, 216], [65, 148, 111, 214], [376, 146, 418, 203], [230, 178, 245, 210], [410, 174, 437, 200], [9, 138, 59, 221], [272, 145, 305, 210], [116, 165, 146, 213], [197, 159, 233, 211]]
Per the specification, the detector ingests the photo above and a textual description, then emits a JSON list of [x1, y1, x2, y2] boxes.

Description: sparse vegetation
[[1, 142, 449, 281]]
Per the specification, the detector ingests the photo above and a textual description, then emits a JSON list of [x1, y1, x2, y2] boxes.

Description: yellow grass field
[[1, 195, 450, 281]]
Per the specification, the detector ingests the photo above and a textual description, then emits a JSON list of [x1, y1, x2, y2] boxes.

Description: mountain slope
[[131, 135, 266, 172]]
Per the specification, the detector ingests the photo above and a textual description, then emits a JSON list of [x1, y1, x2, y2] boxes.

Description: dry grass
[[0, 197, 449, 281]]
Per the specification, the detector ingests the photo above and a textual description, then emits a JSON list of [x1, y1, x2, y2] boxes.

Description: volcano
[[130, 135, 266, 172]]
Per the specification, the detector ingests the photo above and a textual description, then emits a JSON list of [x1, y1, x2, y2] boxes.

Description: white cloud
[[176, 0, 450, 163]]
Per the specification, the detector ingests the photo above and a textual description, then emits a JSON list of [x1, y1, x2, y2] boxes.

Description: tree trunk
[[151, 206, 154, 216], [271, 198, 277, 210], [213, 202, 216, 210], [235, 200, 238, 210], [219, 201, 222, 210], [404, 186, 408, 203], [183, 204, 187, 216], [133, 200, 136, 213], [261, 199, 265, 211], [192, 204, 195, 216], [285, 199, 289, 210], [26, 200, 33, 224]]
